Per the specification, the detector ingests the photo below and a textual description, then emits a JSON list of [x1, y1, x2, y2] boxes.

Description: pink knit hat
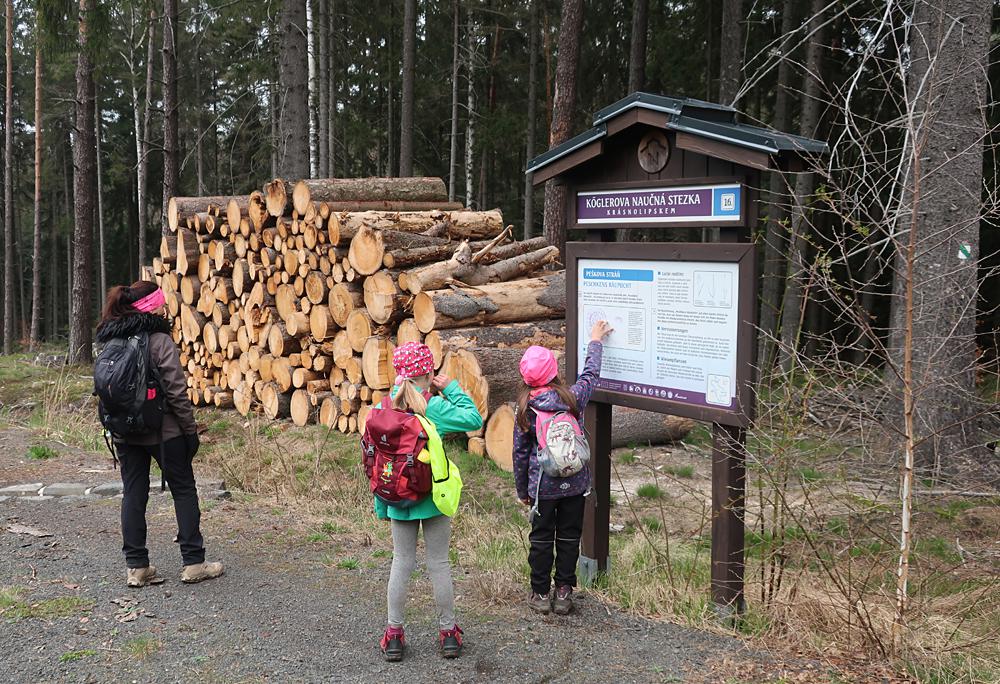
[[519, 346, 558, 387], [392, 342, 435, 380]]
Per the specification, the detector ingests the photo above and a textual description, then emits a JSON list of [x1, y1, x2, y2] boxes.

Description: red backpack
[[361, 395, 433, 508]]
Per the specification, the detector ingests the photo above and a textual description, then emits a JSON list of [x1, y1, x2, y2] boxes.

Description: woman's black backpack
[[94, 333, 165, 439]]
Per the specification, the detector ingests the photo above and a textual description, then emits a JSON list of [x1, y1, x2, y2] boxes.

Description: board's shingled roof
[[526, 92, 828, 176]]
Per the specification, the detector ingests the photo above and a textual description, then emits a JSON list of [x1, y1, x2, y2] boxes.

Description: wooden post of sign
[[579, 227, 615, 585], [580, 401, 613, 582], [711, 207, 754, 618], [710, 423, 746, 615]]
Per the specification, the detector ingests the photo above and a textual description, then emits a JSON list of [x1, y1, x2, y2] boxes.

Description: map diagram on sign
[[706, 374, 732, 406], [583, 305, 646, 352], [693, 271, 733, 309]]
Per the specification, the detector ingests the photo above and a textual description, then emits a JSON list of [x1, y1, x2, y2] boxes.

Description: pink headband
[[132, 288, 165, 313]]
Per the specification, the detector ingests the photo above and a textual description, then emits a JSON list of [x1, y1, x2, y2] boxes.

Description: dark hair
[[515, 375, 579, 432], [101, 280, 159, 323]]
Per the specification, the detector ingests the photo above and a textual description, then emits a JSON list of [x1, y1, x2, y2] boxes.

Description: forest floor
[[1, 352, 996, 683]]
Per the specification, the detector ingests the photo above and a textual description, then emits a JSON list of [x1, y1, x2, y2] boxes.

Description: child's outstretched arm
[[570, 320, 612, 412], [426, 374, 484, 434]]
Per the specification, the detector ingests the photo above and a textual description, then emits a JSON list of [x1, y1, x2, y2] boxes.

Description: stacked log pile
[[150, 176, 617, 470]]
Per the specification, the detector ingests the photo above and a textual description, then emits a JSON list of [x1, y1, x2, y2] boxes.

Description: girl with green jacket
[[374, 342, 482, 662]]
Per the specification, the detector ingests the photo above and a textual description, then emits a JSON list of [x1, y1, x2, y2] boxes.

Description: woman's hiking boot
[[381, 626, 405, 662], [528, 592, 551, 614], [126, 565, 164, 588], [180, 561, 224, 583], [439, 625, 463, 659], [553, 585, 574, 615]]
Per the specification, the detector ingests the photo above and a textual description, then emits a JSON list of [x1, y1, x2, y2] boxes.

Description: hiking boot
[[126, 565, 164, 588], [553, 585, 574, 615], [528, 592, 551, 614], [439, 625, 463, 659], [381, 626, 405, 662], [180, 561, 224, 584]]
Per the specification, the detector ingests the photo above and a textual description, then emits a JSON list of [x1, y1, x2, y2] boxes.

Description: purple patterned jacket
[[513, 341, 603, 502]]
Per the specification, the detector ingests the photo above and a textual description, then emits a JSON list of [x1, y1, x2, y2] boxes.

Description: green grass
[[59, 649, 98, 663], [321, 521, 346, 535], [336, 558, 359, 570], [371, 549, 391, 559], [797, 466, 825, 484], [27, 444, 58, 460], [617, 450, 637, 465], [662, 464, 694, 478], [914, 536, 962, 565], [642, 516, 662, 532], [124, 634, 160, 660], [305, 532, 330, 543], [0, 589, 94, 621], [636, 483, 666, 500], [931, 499, 978, 521]]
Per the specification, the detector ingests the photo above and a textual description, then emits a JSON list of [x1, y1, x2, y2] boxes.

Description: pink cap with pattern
[[392, 342, 435, 380]]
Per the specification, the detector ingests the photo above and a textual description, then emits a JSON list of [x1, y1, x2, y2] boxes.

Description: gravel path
[[0, 490, 771, 684]]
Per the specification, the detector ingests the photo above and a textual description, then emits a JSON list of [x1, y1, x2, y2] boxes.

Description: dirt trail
[[0, 435, 769, 684]]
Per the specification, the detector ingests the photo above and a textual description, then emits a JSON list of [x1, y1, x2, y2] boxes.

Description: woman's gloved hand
[[183, 433, 200, 459]]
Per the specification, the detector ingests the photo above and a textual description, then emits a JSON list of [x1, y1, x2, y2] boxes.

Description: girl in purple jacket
[[513, 320, 611, 615]]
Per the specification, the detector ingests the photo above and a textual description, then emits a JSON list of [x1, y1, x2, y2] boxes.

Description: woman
[[95, 280, 223, 587]]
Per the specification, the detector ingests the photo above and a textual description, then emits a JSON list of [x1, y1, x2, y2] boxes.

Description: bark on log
[[608, 408, 695, 447], [294, 177, 447, 213], [439, 320, 565, 351], [412, 271, 565, 332], [175, 229, 199, 276], [168, 196, 242, 233], [328, 209, 501, 247]]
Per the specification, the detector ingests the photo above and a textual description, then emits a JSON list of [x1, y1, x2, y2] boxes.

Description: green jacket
[[374, 380, 482, 521]]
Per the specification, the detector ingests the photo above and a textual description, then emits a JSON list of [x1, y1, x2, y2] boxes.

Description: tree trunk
[[887, 0, 989, 474], [523, 0, 538, 239], [447, 0, 460, 202], [627, 0, 648, 93], [95, 87, 107, 299], [316, 0, 328, 177], [327, 0, 336, 174], [70, 0, 97, 364], [718, 0, 743, 105], [3, 0, 13, 353], [306, 0, 317, 177], [29, 32, 41, 351], [398, 0, 416, 177], [777, 0, 824, 374], [162, 0, 179, 235], [464, 20, 476, 208], [542, 0, 583, 261], [757, 0, 796, 375], [277, 0, 311, 179], [137, 8, 155, 272]]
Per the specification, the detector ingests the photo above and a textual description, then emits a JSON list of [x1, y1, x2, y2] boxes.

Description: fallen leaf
[[7, 524, 52, 538]]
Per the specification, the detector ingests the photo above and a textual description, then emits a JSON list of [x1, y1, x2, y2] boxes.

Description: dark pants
[[528, 494, 585, 595], [117, 436, 205, 568]]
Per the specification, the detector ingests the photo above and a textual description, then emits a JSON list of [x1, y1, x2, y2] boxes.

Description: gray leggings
[[387, 515, 455, 630]]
